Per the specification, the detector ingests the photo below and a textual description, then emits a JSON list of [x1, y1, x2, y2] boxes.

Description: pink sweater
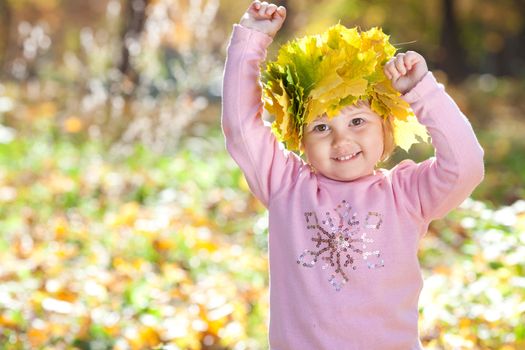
[[222, 25, 484, 350]]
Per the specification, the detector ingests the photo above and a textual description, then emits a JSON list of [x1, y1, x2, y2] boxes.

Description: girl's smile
[[332, 151, 362, 162]]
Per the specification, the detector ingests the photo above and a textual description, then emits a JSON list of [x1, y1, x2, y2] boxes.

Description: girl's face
[[302, 102, 384, 182]]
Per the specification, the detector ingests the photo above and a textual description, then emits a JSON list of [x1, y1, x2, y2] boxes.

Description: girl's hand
[[240, 1, 287, 38], [384, 51, 428, 95]]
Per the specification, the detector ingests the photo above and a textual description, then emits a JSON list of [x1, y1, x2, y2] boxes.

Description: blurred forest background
[[0, 0, 524, 349]]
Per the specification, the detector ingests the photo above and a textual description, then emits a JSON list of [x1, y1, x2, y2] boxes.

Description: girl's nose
[[332, 129, 353, 148]]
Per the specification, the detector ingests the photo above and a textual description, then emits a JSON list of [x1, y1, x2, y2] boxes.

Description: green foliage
[[0, 128, 268, 349], [420, 199, 525, 348], [0, 125, 523, 349]]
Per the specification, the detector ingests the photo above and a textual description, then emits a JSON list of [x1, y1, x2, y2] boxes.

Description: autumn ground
[[0, 94, 524, 349]]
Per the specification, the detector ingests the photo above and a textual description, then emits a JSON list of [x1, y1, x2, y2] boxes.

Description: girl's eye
[[313, 124, 329, 132], [350, 117, 364, 126]]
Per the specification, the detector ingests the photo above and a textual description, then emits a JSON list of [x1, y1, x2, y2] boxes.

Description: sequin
[[328, 274, 347, 292], [304, 212, 318, 230], [297, 200, 385, 291], [297, 249, 317, 267], [365, 212, 382, 229]]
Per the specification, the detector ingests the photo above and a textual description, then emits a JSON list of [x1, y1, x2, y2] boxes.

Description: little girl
[[222, 1, 484, 349]]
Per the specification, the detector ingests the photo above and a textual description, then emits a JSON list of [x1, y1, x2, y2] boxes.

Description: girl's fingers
[[403, 51, 421, 70], [248, 1, 262, 17], [394, 54, 407, 75], [257, 1, 269, 17], [267, 3, 278, 15], [385, 58, 399, 81], [384, 51, 427, 92], [389, 67, 400, 81], [403, 56, 413, 71], [250, 2, 285, 20]]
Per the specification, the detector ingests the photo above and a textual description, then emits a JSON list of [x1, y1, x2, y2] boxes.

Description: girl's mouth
[[333, 151, 362, 162]]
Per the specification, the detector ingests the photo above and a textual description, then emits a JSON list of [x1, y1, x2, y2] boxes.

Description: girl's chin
[[323, 169, 375, 182]]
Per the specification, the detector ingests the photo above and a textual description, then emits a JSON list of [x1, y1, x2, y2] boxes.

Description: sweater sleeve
[[391, 72, 485, 226], [221, 25, 305, 207]]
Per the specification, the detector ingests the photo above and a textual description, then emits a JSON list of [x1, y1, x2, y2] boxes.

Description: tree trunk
[[0, 0, 11, 76], [438, 0, 469, 82], [119, 0, 149, 91], [497, 0, 525, 76]]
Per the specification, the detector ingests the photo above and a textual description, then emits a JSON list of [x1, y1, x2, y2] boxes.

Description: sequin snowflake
[[296, 200, 385, 291]]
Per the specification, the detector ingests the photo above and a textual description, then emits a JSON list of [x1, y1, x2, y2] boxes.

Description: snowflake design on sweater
[[296, 200, 385, 291]]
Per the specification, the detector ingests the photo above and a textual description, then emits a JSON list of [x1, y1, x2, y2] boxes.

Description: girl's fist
[[240, 1, 287, 38], [384, 51, 428, 95]]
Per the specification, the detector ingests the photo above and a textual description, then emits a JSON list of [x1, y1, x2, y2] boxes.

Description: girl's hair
[[380, 116, 396, 162]]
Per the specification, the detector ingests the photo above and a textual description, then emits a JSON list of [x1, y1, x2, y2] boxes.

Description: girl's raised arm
[[222, 3, 303, 207], [385, 54, 484, 226]]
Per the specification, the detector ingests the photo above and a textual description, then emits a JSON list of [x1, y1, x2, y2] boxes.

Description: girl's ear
[[298, 140, 307, 159]]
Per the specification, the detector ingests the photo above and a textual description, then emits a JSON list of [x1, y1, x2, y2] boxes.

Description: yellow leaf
[[28, 322, 50, 347], [305, 98, 325, 125], [54, 217, 69, 240], [433, 265, 451, 275], [308, 78, 368, 122], [195, 239, 219, 253], [64, 116, 84, 133], [309, 71, 343, 100], [154, 237, 175, 252], [458, 318, 471, 329], [54, 288, 78, 303], [104, 323, 121, 337], [0, 314, 19, 329], [126, 326, 161, 350], [393, 115, 429, 152], [112, 202, 140, 227]]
